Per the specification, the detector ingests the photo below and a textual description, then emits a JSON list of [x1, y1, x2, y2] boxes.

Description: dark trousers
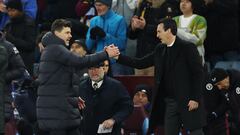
[[164, 98, 204, 135]]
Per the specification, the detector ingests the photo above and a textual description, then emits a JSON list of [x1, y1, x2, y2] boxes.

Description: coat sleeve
[[5, 43, 25, 83], [185, 43, 204, 102], [56, 45, 109, 68], [86, 19, 97, 51], [117, 51, 155, 69]]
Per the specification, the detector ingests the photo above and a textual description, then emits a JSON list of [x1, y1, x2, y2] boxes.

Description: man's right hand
[[105, 44, 120, 58]]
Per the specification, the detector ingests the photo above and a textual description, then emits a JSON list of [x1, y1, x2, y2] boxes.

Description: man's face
[[95, 2, 108, 16], [214, 77, 230, 90], [88, 66, 105, 82], [70, 43, 86, 57], [157, 23, 169, 44], [54, 27, 72, 46], [7, 8, 22, 18], [133, 91, 149, 106], [180, 0, 193, 14], [103, 60, 109, 74]]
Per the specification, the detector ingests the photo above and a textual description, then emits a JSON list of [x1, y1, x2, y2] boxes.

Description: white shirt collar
[[167, 38, 176, 47], [91, 80, 103, 90]]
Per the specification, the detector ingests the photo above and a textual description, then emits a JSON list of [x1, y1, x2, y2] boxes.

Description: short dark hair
[[51, 19, 72, 33], [158, 18, 177, 35]]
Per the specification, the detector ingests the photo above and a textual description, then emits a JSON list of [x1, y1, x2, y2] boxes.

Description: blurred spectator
[[102, 59, 112, 76], [210, 68, 240, 135], [70, 39, 89, 79], [0, 0, 37, 30], [79, 61, 133, 134], [86, 0, 130, 75], [133, 84, 152, 113], [42, 0, 78, 22], [75, 0, 97, 26], [4, 0, 37, 75], [65, 18, 89, 41], [204, 0, 239, 68], [173, 0, 207, 65]]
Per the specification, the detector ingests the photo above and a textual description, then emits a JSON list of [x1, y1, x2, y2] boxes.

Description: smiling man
[[37, 19, 120, 135]]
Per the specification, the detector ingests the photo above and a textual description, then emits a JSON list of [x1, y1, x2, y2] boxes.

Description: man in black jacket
[[210, 68, 240, 135], [79, 62, 133, 135], [37, 19, 119, 135], [0, 31, 25, 124], [0, 44, 8, 135], [203, 75, 228, 135], [115, 18, 206, 135]]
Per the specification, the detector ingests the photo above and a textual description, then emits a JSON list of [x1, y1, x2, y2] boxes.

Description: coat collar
[[100, 9, 114, 20]]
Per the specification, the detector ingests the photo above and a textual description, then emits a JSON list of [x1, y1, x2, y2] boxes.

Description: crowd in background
[[0, 0, 239, 135]]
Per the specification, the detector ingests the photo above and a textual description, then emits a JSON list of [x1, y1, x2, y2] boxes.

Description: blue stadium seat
[[214, 61, 240, 71]]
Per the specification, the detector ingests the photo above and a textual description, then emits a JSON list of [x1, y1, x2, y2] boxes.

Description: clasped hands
[[90, 26, 106, 40], [104, 44, 120, 59]]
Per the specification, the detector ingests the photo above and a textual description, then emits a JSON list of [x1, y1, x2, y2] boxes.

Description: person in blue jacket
[[86, 0, 130, 75]]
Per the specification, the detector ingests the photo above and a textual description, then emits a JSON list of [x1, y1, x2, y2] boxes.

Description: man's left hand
[[102, 118, 115, 129]]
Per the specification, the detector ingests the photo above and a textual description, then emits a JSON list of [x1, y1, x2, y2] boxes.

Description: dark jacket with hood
[[0, 45, 8, 134], [37, 32, 109, 130], [0, 32, 25, 122]]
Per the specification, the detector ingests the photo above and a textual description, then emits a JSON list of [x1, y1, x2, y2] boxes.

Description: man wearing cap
[[203, 73, 228, 135], [86, 0, 129, 75], [133, 84, 152, 113], [79, 61, 133, 135], [210, 68, 240, 135]]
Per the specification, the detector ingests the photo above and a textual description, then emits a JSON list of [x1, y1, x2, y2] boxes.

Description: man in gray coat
[[37, 19, 119, 135]]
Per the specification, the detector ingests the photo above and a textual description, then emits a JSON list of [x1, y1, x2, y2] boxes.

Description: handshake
[[104, 44, 120, 59]]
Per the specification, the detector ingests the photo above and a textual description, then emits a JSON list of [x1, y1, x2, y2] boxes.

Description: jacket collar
[[100, 9, 114, 20]]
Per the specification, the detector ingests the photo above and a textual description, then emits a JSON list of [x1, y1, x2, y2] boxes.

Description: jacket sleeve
[[112, 82, 133, 124], [5, 43, 25, 83], [117, 51, 155, 69], [56, 45, 109, 68], [185, 43, 204, 102], [86, 20, 97, 52]]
